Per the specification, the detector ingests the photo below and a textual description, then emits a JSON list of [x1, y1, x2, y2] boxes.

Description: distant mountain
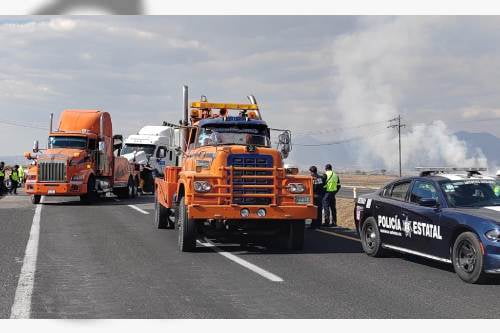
[[454, 131, 500, 169]]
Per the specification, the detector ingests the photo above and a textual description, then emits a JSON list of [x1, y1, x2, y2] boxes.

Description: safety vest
[[0, 169, 4, 177], [10, 170, 19, 182], [324, 170, 338, 192], [18, 166, 24, 178], [495, 184, 500, 197]]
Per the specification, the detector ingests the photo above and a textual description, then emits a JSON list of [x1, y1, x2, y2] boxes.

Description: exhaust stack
[[182, 85, 189, 152], [49, 113, 54, 133], [247, 95, 257, 105]]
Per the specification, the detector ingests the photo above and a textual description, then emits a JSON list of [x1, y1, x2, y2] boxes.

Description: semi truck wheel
[[80, 176, 97, 203], [288, 220, 305, 250], [31, 195, 41, 205], [154, 195, 169, 229], [177, 197, 197, 252]]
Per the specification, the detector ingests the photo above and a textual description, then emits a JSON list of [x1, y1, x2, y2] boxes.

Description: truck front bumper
[[25, 182, 87, 196], [188, 204, 317, 220]]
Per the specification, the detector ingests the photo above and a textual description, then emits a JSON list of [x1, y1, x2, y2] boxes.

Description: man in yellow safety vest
[[9, 165, 20, 195], [0, 162, 5, 196], [322, 164, 341, 227]]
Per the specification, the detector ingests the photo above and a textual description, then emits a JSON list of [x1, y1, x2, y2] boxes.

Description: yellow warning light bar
[[190, 102, 259, 110]]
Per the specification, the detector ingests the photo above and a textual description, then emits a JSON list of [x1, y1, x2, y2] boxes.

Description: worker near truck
[[323, 164, 341, 227], [0, 162, 5, 196], [18, 165, 25, 186], [9, 165, 20, 195], [309, 165, 326, 229], [495, 170, 500, 197]]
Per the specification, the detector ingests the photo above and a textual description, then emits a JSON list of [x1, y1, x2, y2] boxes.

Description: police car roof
[[199, 117, 268, 127]]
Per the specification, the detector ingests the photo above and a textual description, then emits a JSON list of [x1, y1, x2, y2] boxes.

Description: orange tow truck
[[25, 110, 140, 204], [155, 86, 316, 251]]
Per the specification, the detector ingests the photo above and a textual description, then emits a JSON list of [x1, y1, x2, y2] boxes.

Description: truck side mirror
[[157, 148, 167, 158], [98, 141, 105, 152], [33, 140, 39, 153], [277, 131, 292, 159]]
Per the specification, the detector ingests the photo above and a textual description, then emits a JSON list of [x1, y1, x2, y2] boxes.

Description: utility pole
[[388, 115, 406, 177]]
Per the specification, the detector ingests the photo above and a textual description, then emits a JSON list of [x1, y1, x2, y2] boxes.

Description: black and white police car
[[354, 168, 500, 284]]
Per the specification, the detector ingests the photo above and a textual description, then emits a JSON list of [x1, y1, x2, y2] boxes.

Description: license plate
[[295, 196, 310, 204], [48, 190, 56, 195]]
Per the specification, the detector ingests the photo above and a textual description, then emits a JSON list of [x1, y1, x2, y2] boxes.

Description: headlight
[[287, 183, 305, 194], [71, 174, 85, 182], [485, 229, 500, 242], [194, 181, 212, 193]]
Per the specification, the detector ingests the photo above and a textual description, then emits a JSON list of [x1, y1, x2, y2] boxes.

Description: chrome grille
[[38, 161, 67, 182], [227, 154, 273, 205]]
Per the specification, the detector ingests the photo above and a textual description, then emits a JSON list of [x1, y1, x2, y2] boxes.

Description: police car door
[[374, 180, 411, 248], [400, 180, 446, 257]]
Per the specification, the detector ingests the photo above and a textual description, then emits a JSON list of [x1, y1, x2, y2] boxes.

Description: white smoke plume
[[332, 17, 488, 172]]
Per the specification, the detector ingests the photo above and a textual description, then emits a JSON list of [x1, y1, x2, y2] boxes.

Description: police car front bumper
[[483, 242, 500, 273]]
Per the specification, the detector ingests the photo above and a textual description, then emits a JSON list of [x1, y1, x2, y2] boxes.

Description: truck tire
[[31, 195, 41, 205], [177, 197, 197, 252], [452, 232, 487, 284], [80, 176, 97, 204], [288, 220, 305, 250], [360, 217, 384, 257], [116, 178, 137, 199], [154, 195, 169, 229]]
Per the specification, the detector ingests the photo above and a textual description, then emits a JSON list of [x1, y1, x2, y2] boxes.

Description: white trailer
[[122, 126, 179, 193]]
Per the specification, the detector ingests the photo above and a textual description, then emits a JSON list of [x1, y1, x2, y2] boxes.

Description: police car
[[354, 168, 500, 284]]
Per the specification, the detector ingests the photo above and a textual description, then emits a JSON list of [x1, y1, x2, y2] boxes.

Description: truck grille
[[38, 161, 67, 182], [227, 154, 273, 205]]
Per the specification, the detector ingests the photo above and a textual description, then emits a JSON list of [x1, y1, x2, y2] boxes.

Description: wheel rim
[[456, 240, 477, 273], [364, 224, 377, 250]]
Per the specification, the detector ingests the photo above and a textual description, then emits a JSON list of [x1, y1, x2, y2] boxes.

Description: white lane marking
[[316, 228, 361, 243], [10, 199, 43, 319], [127, 204, 150, 215], [197, 240, 284, 282]]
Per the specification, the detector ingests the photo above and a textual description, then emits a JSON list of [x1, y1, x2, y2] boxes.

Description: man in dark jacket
[[309, 166, 326, 229], [9, 165, 20, 195], [322, 164, 341, 227], [0, 162, 5, 196]]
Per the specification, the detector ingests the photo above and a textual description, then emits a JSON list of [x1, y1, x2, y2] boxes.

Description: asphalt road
[[1, 191, 500, 318]]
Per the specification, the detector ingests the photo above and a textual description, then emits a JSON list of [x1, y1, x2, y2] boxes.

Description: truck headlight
[[485, 229, 500, 242], [71, 174, 85, 182], [194, 181, 212, 193], [287, 183, 305, 194]]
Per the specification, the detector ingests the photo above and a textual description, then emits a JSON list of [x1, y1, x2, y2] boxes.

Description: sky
[[0, 16, 499, 169]]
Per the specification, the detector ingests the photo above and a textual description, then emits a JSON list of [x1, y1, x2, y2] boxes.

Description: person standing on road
[[17, 165, 25, 186], [322, 164, 341, 227], [9, 165, 20, 195], [0, 162, 5, 196], [309, 166, 326, 229]]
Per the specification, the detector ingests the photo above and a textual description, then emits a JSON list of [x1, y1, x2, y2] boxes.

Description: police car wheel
[[452, 232, 487, 284], [360, 217, 384, 257]]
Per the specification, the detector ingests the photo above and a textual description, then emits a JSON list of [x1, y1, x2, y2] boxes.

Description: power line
[[292, 130, 387, 146], [0, 120, 48, 131], [293, 119, 390, 136]]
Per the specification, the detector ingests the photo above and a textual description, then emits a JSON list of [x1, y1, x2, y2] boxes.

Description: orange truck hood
[[38, 148, 87, 161]]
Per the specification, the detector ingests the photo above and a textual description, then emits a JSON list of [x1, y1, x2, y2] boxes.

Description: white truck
[[122, 125, 179, 193]]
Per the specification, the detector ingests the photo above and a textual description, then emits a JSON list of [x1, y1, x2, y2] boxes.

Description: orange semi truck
[[25, 110, 140, 204], [154, 86, 317, 251]]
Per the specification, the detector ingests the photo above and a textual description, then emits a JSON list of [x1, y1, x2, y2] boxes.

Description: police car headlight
[[287, 183, 305, 194], [485, 229, 500, 242], [194, 181, 212, 193]]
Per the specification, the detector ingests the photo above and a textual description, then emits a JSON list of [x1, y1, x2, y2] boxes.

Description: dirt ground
[[339, 173, 397, 188], [336, 197, 356, 230]]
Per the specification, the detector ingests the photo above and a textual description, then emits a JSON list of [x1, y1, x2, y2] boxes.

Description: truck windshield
[[49, 136, 87, 149], [440, 179, 500, 207], [197, 126, 270, 147], [122, 144, 156, 156]]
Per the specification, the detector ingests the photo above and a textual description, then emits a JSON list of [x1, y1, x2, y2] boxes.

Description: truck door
[[400, 180, 448, 258], [373, 180, 411, 248]]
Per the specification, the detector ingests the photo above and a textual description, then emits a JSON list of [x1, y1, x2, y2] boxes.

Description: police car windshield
[[197, 126, 270, 147], [49, 136, 87, 149], [439, 179, 500, 207], [122, 144, 155, 156]]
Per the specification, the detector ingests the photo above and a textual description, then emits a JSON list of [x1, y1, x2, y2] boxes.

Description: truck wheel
[[154, 195, 169, 229], [127, 178, 137, 199], [31, 195, 41, 205], [288, 220, 305, 250], [360, 217, 384, 257], [80, 176, 97, 203], [177, 197, 197, 252], [452, 232, 487, 284]]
